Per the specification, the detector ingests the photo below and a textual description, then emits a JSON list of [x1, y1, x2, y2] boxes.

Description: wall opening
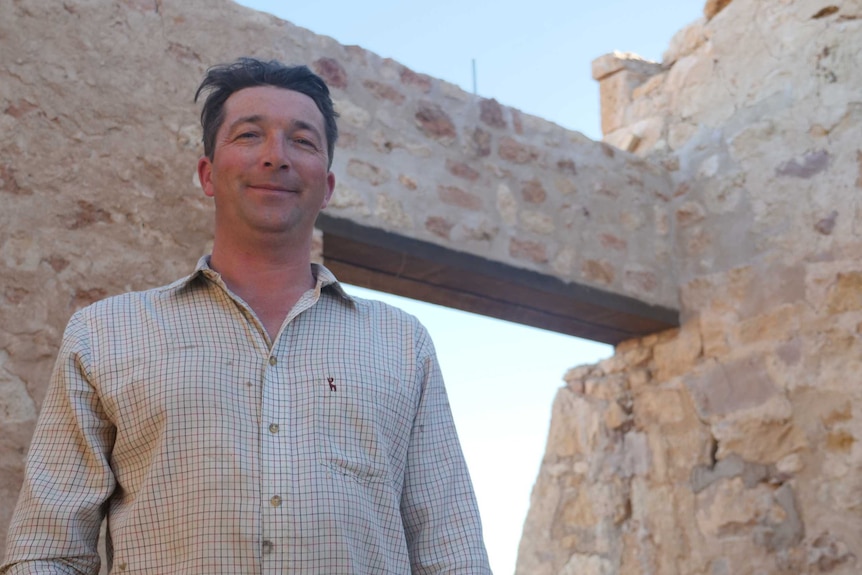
[[341, 282, 612, 573]]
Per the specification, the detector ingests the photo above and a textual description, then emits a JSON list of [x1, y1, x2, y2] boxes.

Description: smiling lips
[[247, 183, 297, 193]]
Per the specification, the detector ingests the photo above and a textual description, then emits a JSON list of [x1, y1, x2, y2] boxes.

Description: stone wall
[[3, 0, 861, 572], [517, 0, 862, 573], [0, 0, 671, 558]]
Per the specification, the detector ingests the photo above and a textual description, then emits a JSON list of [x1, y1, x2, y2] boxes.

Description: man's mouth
[[248, 184, 296, 193]]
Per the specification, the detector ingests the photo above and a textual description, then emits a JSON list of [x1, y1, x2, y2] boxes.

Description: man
[[2, 58, 491, 574]]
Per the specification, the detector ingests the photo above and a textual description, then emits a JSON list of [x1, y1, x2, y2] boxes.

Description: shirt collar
[[169, 255, 356, 305]]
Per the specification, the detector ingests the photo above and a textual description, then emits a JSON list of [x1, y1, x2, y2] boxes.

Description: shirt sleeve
[[400, 326, 492, 574], [1, 311, 116, 575]]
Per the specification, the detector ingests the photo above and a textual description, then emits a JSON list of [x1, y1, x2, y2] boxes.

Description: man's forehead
[[226, 86, 318, 111], [213, 86, 331, 160]]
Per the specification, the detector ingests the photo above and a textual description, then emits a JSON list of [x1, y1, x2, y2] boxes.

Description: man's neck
[[209, 237, 316, 339]]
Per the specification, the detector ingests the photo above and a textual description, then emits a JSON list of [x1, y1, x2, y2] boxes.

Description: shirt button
[[270, 495, 282, 507], [269, 356, 277, 366], [269, 423, 279, 434]]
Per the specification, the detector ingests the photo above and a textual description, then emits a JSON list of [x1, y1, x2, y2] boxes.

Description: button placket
[[261, 340, 289, 564]]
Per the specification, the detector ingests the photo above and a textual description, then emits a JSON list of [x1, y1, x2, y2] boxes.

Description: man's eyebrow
[[226, 115, 264, 132], [291, 119, 323, 141]]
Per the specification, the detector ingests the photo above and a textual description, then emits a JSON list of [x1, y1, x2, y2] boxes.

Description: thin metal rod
[[472, 59, 477, 95]]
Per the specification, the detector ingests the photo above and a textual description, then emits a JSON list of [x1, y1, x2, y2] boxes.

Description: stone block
[[468, 127, 492, 157], [593, 52, 663, 136], [622, 431, 650, 477], [312, 57, 348, 89], [603, 130, 640, 153], [414, 101, 456, 141], [613, 336, 642, 355], [545, 389, 604, 459], [614, 116, 665, 155], [445, 159, 480, 182], [560, 488, 597, 528], [622, 269, 658, 296], [597, 71, 651, 135], [711, 402, 807, 463], [564, 365, 595, 388], [495, 183, 518, 225], [634, 388, 690, 427], [346, 158, 390, 186], [581, 259, 615, 286], [397, 174, 418, 190], [499, 137, 540, 164], [362, 79, 405, 104], [698, 309, 732, 359], [520, 211, 555, 235], [374, 194, 412, 230], [479, 98, 506, 129], [685, 357, 780, 419], [399, 67, 432, 92], [695, 477, 784, 537], [509, 237, 548, 263], [826, 271, 862, 313], [559, 553, 614, 575], [328, 181, 370, 215], [735, 303, 802, 345], [663, 17, 708, 65], [596, 353, 629, 375], [604, 401, 628, 430], [437, 185, 483, 211], [452, 215, 498, 243], [652, 322, 702, 382], [737, 264, 806, 320], [704, 0, 734, 21], [807, 531, 858, 573], [583, 373, 626, 402], [591, 51, 664, 82], [521, 178, 547, 204], [332, 97, 371, 128], [626, 368, 651, 391], [425, 216, 453, 239]]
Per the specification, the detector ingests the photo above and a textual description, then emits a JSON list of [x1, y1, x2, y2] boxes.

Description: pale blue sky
[[232, 1, 704, 572]]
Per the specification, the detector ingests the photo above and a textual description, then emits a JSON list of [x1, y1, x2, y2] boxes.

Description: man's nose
[[262, 136, 290, 169]]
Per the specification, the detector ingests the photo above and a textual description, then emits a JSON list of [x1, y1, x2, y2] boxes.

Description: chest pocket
[[315, 369, 414, 485]]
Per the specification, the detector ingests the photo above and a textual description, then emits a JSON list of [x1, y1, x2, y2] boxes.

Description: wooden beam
[[316, 215, 679, 345]]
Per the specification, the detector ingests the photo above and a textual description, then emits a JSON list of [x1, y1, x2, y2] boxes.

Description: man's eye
[[237, 132, 258, 139], [295, 138, 315, 147]]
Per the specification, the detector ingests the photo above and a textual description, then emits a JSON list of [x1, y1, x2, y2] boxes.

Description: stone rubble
[[517, 0, 862, 573]]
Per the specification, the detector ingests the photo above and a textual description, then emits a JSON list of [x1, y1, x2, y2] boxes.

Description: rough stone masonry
[[0, 0, 672, 553], [516, 0, 862, 573], [1, 0, 861, 574]]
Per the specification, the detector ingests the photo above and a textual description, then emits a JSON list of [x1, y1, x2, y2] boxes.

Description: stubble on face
[[197, 86, 335, 246]]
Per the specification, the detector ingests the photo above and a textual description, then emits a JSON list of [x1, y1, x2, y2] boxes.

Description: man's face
[[197, 86, 335, 244]]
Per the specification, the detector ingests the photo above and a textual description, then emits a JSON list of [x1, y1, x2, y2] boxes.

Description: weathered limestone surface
[[4, 0, 862, 572], [518, 0, 862, 573], [0, 0, 675, 560]]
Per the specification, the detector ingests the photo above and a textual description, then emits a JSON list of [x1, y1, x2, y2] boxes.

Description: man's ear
[[321, 171, 336, 209], [198, 156, 215, 197]]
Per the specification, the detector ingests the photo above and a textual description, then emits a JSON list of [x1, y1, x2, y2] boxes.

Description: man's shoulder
[[74, 274, 198, 320], [328, 292, 433, 347], [343, 293, 419, 323]]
